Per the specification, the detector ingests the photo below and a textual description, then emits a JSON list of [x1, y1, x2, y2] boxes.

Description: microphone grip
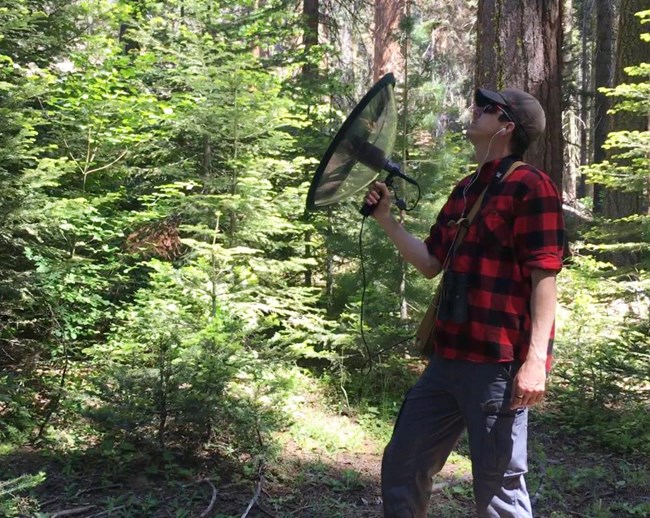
[[359, 201, 376, 216], [360, 178, 389, 216], [360, 188, 382, 215]]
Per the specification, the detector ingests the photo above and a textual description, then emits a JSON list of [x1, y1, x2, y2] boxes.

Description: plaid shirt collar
[[468, 154, 524, 192]]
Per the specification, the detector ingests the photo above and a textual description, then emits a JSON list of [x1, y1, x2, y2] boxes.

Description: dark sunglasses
[[481, 104, 513, 122]]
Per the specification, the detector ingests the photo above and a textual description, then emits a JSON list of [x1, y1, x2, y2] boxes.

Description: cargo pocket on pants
[[481, 401, 528, 477]]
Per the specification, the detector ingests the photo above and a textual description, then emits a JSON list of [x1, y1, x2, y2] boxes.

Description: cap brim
[[475, 88, 508, 107]]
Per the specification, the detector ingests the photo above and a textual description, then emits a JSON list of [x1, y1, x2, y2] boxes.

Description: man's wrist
[[526, 348, 547, 364], [375, 211, 395, 228]]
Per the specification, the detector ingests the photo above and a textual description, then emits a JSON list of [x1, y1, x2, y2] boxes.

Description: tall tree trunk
[[325, 252, 334, 306], [229, 84, 240, 241], [593, 0, 615, 165], [302, 0, 319, 286], [592, 0, 616, 213], [603, 0, 646, 218], [373, 0, 404, 82], [398, 0, 411, 321], [252, 0, 263, 58], [562, 0, 578, 203], [302, 0, 319, 79], [475, 0, 564, 190], [325, 210, 334, 309], [578, 0, 594, 200]]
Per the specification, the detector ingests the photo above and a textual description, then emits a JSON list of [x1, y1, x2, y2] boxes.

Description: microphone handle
[[359, 200, 376, 216], [359, 174, 395, 216]]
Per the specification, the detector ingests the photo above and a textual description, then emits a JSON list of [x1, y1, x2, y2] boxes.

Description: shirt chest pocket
[[478, 209, 515, 249]]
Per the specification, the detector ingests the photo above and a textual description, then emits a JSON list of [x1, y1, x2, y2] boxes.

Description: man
[[364, 88, 565, 517]]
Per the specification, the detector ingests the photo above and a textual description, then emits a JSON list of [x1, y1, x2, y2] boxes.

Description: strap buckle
[[447, 217, 470, 228]]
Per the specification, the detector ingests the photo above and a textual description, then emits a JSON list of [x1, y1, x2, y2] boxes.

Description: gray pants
[[381, 356, 533, 517]]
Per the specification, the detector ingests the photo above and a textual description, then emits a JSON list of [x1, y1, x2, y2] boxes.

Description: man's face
[[466, 103, 510, 144]]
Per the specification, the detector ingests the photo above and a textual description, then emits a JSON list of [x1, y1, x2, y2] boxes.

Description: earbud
[[494, 127, 506, 136]]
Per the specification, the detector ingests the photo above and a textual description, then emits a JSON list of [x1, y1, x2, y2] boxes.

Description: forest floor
[[2, 377, 649, 518]]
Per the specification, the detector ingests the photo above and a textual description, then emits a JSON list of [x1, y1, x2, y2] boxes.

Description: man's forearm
[[528, 269, 557, 363], [510, 268, 557, 408], [375, 214, 441, 278]]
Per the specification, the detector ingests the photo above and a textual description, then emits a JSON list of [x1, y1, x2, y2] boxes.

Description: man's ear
[[506, 121, 516, 135]]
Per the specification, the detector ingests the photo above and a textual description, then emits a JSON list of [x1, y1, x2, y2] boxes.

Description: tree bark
[[325, 209, 334, 309], [562, 0, 578, 203], [252, 0, 263, 58], [373, 0, 404, 83], [398, 0, 410, 321], [593, 0, 615, 165], [604, 0, 645, 218], [302, 0, 319, 286], [578, 0, 595, 200], [592, 0, 616, 213], [475, 0, 564, 191], [302, 0, 319, 78]]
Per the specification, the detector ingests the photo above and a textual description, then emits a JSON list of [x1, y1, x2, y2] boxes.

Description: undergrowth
[[1, 258, 649, 516]]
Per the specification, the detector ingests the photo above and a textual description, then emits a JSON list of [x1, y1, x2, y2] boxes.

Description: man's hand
[[510, 358, 546, 409], [364, 181, 392, 221]]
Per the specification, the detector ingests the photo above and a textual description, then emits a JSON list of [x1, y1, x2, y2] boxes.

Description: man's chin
[[465, 127, 478, 143]]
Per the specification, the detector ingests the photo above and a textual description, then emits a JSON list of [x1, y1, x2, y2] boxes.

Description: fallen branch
[[241, 461, 264, 518], [199, 478, 218, 518], [38, 497, 61, 509], [430, 474, 472, 494], [430, 480, 453, 493], [577, 490, 616, 507], [51, 505, 96, 517], [87, 505, 125, 518], [288, 504, 314, 515], [75, 484, 122, 497]]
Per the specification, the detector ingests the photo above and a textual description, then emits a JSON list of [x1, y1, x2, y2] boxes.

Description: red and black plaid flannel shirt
[[424, 156, 565, 368]]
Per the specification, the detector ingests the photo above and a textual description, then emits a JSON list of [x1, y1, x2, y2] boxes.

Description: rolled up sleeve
[[514, 178, 565, 276], [424, 222, 446, 264]]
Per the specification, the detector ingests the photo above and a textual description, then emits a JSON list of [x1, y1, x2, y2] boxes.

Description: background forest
[[0, 0, 648, 517]]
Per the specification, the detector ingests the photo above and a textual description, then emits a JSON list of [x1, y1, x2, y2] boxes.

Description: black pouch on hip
[[437, 270, 470, 323]]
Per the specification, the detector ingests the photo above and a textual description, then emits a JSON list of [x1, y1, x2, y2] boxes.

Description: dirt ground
[[3, 402, 649, 517]]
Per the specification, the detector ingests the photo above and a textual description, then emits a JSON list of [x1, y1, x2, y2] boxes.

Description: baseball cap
[[475, 88, 546, 146]]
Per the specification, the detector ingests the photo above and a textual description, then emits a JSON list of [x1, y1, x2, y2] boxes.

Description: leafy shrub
[[553, 257, 650, 454], [0, 472, 45, 518], [84, 260, 245, 451]]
